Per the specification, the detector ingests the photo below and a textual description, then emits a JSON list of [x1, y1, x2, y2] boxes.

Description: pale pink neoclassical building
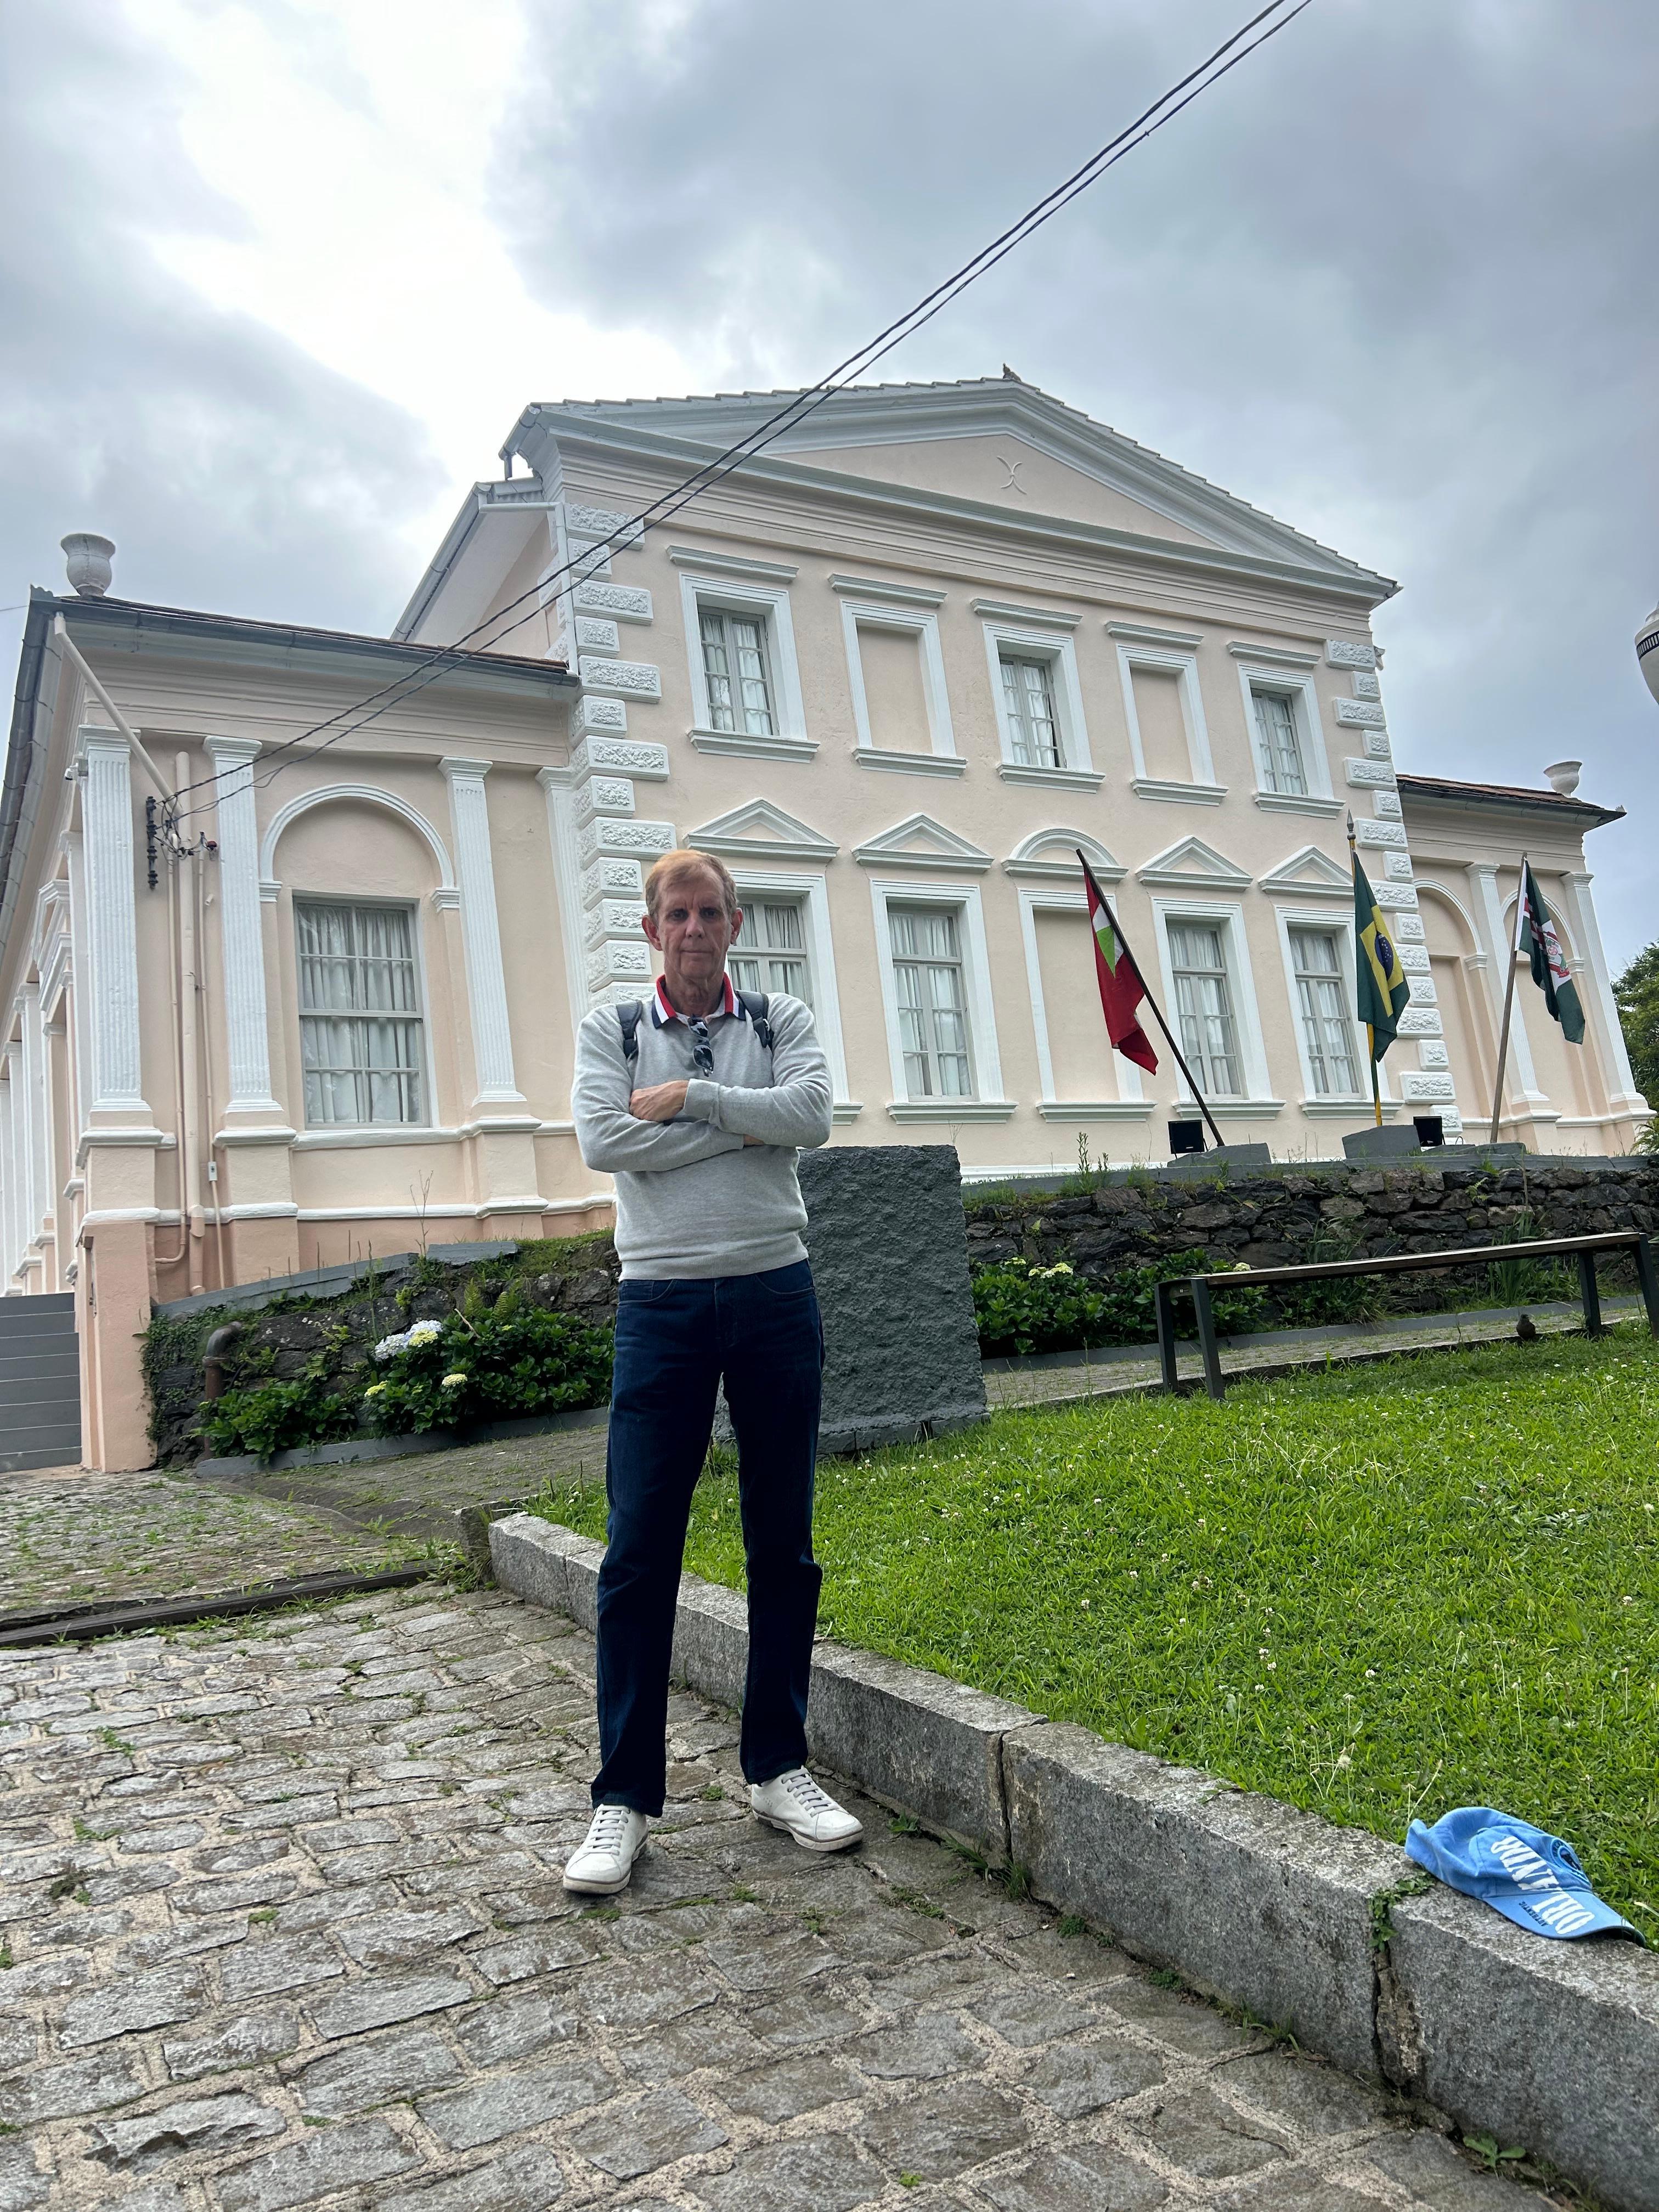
[[2, 377, 1645, 1465]]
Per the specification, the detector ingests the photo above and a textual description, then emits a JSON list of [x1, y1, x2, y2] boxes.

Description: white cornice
[[1105, 620, 1204, 650], [667, 546, 798, 582], [970, 597, 1079, 629], [829, 574, 946, 606]]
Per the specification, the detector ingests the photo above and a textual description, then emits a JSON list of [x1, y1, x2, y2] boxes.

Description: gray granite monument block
[[798, 1145, 987, 1456]]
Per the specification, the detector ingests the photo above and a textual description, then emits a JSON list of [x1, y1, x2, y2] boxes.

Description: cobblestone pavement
[[1, 1587, 1538, 2212], [0, 1470, 433, 1616]]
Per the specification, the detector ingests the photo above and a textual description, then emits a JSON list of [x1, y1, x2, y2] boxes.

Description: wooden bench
[[1153, 1229, 1659, 1401]]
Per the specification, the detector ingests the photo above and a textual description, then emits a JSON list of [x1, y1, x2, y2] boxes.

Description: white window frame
[[1016, 887, 1153, 1121], [868, 878, 1013, 1120], [839, 600, 961, 775], [292, 894, 435, 1133], [1114, 642, 1222, 802], [679, 572, 811, 758], [1149, 898, 1280, 1115], [730, 868, 856, 1119], [1233, 663, 1339, 813], [980, 621, 1100, 789], [1272, 905, 1374, 1107]]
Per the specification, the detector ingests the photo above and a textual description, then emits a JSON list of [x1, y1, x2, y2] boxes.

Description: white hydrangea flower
[[441, 1372, 467, 1389], [373, 1330, 411, 1363]]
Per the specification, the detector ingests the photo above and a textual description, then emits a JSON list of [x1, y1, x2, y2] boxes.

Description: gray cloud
[[0, 2, 443, 661], [497, 0, 1659, 960]]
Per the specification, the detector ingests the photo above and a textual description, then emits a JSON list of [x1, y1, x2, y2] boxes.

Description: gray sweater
[[571, 990, 833, 1279]]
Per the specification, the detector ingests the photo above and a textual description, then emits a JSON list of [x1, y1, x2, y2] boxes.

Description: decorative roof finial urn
[[61, 533, 115, 598], [1543, 759, 1582, 797], [1640, 602, 1659, 710]]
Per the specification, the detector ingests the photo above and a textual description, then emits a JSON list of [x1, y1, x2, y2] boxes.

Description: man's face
[[642, 866, 743, 981]]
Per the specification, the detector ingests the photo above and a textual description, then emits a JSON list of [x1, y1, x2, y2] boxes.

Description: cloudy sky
[[4, 0, 1655, 958]]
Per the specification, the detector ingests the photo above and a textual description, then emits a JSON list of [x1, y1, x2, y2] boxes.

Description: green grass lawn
[[533, 1329, 1659, 1930]]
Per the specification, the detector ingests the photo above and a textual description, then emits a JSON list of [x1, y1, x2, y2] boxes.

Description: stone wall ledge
[[490, 1512, 1659, 2212], [194, 1402, 607, 1480]]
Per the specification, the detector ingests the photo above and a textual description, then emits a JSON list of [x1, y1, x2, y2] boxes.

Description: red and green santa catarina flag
[[1519, 862, 1585, 1043], [1081, 856, 1158, 1073]]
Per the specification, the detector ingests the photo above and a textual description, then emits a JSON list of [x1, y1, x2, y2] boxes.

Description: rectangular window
[[700, 606, 776, 736], [732, 898, 811, 1004], [1289, 926, 1361, 1095], [889, 905, 973, 1098], [1168, 920, 1244, 1097], [999, 651, 1063, 768], [1252, 689, 1307, 795], [296, 901, 424, 1128]]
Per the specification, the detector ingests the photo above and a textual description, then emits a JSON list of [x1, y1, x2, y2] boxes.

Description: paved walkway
[[1, 1585, 1542, 2211], [0, 1469, 432, 1618], [982, 1297, 1643, 1414]]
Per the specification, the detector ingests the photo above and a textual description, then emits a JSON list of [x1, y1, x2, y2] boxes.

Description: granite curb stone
[[1381, 1883, 1659, 2209], [1002, 1722, 1398, 2080], [490, 1512, 1659, 2210]]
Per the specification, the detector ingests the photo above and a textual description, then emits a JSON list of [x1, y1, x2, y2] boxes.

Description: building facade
[[1, 376, 1646, 1466]]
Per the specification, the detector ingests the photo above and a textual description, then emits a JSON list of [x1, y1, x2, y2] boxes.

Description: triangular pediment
[[854, 813, 992, 872], [687, 800, 838, 864], [503, 381, 1392, 586], [1137, 837, 1252, 893], [1003, 830, 1125, 883], [1258, 844, 1353, 899]]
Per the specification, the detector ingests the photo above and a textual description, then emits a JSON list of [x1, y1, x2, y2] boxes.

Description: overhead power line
[[166, 0, 1313, 828]]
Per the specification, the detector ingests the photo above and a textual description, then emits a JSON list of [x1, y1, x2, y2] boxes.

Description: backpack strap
[[733, 989, 773, 1052], [616, 1000, 645, 1066]]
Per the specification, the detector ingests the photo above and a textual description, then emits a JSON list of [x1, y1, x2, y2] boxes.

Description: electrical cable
[[165, 0, 1312, 828]]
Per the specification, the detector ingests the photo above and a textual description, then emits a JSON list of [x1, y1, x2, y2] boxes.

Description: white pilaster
[[1467, 862, 1547, 1107], [0, 1073, 15, 1285], [62, 832, 93, 1149], [22, 984, 50, 1251], [1564, 869, 1648, 1113], [79, 731, 150, 1115], [441, 758, 524, 1106], [206, 737, 281, 1115]]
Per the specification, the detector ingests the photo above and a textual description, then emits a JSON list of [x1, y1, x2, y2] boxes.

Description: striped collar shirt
[[650, 974, 737, 1029]]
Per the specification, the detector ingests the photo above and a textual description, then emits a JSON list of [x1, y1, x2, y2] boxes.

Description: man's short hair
[[644, 849, 740, 923]]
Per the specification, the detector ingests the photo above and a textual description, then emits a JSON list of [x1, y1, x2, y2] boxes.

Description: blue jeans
[[591, 1259, 825, 1815]]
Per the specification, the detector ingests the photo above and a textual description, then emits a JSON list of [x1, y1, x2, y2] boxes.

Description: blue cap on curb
[[1405, 1808, 1644, 1943]]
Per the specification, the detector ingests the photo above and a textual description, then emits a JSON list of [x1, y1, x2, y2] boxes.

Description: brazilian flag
[[1354, 853, 1410, 1059]]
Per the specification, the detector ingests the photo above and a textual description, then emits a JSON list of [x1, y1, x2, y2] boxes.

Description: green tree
[[1613, 941, 1659, 1106]]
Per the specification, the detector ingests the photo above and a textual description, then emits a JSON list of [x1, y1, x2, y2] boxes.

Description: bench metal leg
[[1636, 1236, 1659, 1338], [1155, 1280, 1178, 1392], [1577, 1250, 1604, 1338], [1192, 1278, 1225, 1402]]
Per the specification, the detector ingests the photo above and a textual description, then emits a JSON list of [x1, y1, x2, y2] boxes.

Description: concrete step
[[0, 1293, 75, 1325], [0, 1376, 82, 1415], [0, 1417, 82, 1457], [0, 1310, 77, 1343], [0, 1344, 79, 1373], [0, 1443, 84, 1472]]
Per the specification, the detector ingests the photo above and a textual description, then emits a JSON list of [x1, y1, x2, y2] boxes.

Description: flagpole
[[1348, 814, 1384, 1127], [1487, 850, 1529, 1144], [1077, 853, 1226, 1152]]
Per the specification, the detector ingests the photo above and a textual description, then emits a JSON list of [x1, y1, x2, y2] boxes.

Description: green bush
[[200, 1376, 358, 1460], [365, 1301, 613, 1435], [973, 1251, 1266, 1357]]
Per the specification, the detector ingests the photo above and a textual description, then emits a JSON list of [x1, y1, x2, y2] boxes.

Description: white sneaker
[[751, 1768, 864, 1853], [562, 1803, 648, 1894]]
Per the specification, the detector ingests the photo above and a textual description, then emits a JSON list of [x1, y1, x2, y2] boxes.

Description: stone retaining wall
[[966, 1158, 1659, 1304]]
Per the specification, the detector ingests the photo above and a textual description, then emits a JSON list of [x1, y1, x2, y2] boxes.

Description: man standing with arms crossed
[[563, 848, 863, 1893]]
